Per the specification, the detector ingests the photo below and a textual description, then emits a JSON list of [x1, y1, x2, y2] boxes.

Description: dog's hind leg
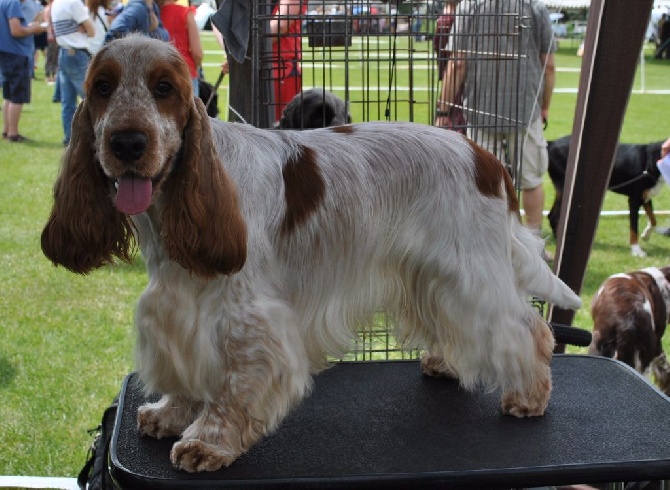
[[500, 316, 554, 417]]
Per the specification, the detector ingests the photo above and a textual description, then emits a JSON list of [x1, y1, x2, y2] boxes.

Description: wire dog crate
[[247, 0, 538, 184], [233, 0, 540, 360]]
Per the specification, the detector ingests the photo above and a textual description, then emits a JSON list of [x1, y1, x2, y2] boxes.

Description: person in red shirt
[[158, 0, 202, 96], [268, 0, 306, 123]]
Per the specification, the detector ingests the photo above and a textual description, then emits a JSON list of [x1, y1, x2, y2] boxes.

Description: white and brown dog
[[41, 36, 582, 472], [590, 266, 670, 394]]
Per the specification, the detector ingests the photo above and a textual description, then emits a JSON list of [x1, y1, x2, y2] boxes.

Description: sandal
[[7, 134, 28, 143]]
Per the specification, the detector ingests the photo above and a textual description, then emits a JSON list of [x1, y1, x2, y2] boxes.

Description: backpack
[[77, 398, 119, 490]]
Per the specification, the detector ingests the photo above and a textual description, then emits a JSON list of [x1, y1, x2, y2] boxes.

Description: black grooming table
[[110, 355, 670, 489]]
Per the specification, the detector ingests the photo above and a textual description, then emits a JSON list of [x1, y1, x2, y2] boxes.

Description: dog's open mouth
[[114, 174, 153, 215]]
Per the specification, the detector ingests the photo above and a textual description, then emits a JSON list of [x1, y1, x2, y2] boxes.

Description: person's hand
[[435, 114, 454, 129], [662, 137, 670, 158], [541, 108, 549, 127], [29, 21, 48, 34], [221, 60, 229, 75]]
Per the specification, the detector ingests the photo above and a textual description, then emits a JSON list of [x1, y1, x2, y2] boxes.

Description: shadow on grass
[[0, 355, 18, 388]]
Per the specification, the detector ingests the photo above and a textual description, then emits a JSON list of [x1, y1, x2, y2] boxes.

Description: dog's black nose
[[110, 131, 148, 162]]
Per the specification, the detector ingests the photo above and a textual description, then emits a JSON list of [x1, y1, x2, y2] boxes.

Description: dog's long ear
[[161, 97, 247, 278], [41, 101, 136, 274]]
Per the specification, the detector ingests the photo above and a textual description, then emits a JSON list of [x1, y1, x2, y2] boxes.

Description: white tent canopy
[[543, 0, 670, 8], [543, 0, 589, 7]]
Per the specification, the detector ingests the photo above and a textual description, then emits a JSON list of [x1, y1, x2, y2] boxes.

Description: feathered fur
[[41, 36, 581, 472]]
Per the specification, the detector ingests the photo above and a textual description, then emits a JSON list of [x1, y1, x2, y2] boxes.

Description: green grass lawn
[[1, 32, 670, 477]]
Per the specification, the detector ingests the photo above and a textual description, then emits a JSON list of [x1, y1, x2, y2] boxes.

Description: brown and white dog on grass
[[41, 36, 582, 472], [590, 266, 670, 395]]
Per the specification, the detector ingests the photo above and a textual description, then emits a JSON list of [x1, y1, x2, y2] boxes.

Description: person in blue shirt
[[104, 0, 168, 43], [0, 0, 47, 142]]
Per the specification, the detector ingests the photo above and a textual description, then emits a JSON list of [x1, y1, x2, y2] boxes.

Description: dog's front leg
[[169, 313, 311, 472], [629, 196, 646, 257], [169, 375, 306, 472], [170, 401, 264, 472], [641, 200, 657, 241], [138, 394, 203, 439]]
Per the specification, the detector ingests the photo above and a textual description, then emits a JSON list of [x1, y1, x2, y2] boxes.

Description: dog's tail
[[511, 220, 582, 310]]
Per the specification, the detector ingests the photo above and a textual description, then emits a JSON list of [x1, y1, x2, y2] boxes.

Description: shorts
[[35, 32, 48, 51], [473, 117, 548, 190], [0, 52, 31, 104]]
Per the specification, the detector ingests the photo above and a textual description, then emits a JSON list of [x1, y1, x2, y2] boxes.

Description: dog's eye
[[95, 80, 112, 97], [155, 82, 173, 98]]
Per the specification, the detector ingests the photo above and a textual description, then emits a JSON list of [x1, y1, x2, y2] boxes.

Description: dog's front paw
[[171, 439, 238, 472], [631, 244, 647, 257], [138, 404, 184, 439], [641, 224, 655, 241]]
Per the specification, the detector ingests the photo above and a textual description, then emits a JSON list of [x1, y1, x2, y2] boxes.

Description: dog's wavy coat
[[41, 36, 581, 472]]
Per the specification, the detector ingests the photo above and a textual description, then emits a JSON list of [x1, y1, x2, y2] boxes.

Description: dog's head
[[41, 35, 247, 277], [278, 89, 351, 130]]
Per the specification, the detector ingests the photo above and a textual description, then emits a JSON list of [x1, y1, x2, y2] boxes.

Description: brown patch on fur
[[330, 125, 354, 134], [281, 145, 326, 235], [467, 139, 520, 215], [501, 318, 553, 417]]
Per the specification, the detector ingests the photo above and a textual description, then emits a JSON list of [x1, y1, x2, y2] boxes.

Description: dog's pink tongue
[[115, 176, 153, 215]]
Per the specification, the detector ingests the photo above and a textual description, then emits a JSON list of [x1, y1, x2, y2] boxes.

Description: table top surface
[[111, 355, 670, 489]]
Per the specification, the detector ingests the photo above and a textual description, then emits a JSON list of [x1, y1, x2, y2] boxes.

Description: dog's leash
[[205, 70, 226, 113], [607, 170, 652, 191]]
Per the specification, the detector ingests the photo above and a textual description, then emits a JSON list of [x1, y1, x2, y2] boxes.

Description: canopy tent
[[544, 0, 670, 8], [543, 0, 590, 8]]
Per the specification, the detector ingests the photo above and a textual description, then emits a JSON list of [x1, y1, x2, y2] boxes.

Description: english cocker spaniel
[[41, 36, 582, 473]]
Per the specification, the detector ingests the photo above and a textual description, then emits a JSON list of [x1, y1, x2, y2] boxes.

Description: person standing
[[51, 0, 94, 146], [104, 0, 168, 43], [86, 0, 110, 55], [433, 0, 464, 133], [20, 0, 43, 78], [269, 0, 306, 123], [43, 0, 58, 84], [0, 0, 47, 142], [158, 0, 202, 96], [436, 0, 556, 235]]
